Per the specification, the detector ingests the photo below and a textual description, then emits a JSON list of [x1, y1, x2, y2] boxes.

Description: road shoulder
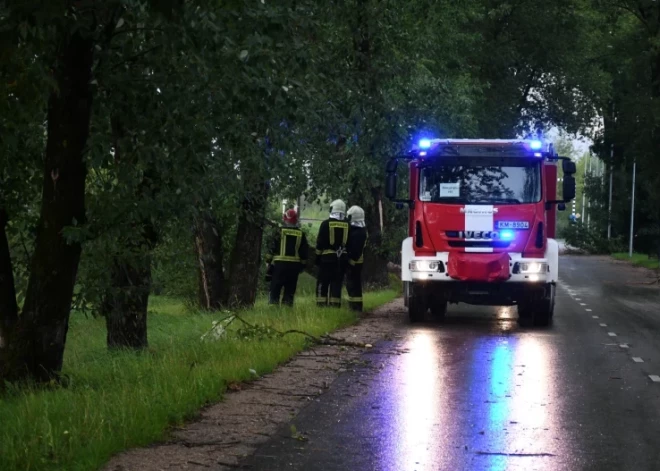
[[103, 300, 405, 471]]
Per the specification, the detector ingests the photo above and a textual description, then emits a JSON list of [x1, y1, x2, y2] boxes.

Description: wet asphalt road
[[242, 256, 660, 471]]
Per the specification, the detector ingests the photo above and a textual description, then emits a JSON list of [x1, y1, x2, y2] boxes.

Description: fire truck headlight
[[520, 262, 547, 274], [409, 260, 439, 272]]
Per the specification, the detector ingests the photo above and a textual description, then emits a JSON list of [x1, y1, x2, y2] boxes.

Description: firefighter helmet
[[329, 199, 346, 214], [347, 206, 365, 224], [283, 208, 298, 225]]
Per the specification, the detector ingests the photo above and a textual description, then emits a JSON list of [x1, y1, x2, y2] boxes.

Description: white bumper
[[400, 237, 559, 283]]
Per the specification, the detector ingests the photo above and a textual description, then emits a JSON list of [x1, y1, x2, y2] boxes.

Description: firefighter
[[265, 209, 308, 306], [346, 206, 368, 312], [315, 199, 349, 308]]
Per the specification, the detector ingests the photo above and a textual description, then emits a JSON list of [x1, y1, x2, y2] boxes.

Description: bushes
[[563, 223, 626, 254]]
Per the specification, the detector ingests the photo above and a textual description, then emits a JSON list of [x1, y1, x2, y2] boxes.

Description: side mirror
[[385, 173, 397, 200], [385, 158, 398, 174], [558, 203, 566, 212], [562, 175, 576, 202], [562, 159, 577, 175]]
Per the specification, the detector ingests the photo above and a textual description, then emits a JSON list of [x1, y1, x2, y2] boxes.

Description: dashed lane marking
[[620, 344, 629, 349], [633, 357, 644, 363], [608, 332, 618, 337], [599, 323, 607, 327], [649, 375, 660, 383], [592, 315, 599, 319], [580, 303, 587, 306], [586, 309, 593, 312]]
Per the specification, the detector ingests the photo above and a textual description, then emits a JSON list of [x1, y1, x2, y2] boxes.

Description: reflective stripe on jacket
[[265, 226, 308, 263]]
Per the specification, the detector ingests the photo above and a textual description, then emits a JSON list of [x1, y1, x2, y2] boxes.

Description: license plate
[[496, 221, 529, 229]]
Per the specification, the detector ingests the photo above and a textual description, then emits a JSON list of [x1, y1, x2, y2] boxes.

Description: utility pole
[[629, 158, 636, 257], [607, 142, 614, 239]]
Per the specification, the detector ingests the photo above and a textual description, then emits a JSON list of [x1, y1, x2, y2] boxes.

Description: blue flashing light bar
[[499, 230, 515, 241], [419, 139, 432, 149], [529, 140, 543, 150]]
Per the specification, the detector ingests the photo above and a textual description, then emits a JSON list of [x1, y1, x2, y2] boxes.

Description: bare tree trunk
[[226, 181, 269, 308], [361, 187, 389, 288], [0, 208, 18, 349], [104, 247, 153, 350], [194, 212, 227, 310], [1, 31, 94, 382]]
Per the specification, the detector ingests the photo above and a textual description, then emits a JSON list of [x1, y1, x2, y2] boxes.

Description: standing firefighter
[[346, 206, 368, 311], [265, 209, 308, 306], [315, 199, 349, 307]]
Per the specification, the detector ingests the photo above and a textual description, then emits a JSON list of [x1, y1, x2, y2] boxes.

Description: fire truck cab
[[385, 138, 577, 326]]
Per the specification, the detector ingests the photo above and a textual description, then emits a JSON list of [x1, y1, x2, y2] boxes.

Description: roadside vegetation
[[612, 253, 660, 270], [0, 275, 396, 471]]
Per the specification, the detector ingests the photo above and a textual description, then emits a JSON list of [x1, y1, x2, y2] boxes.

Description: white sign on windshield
[[439, 182, 460, 197]]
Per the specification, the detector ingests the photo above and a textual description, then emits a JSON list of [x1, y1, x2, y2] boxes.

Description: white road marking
[[649, 375, 660, 383], [586, 309, 593, 312], [608, 332, 617, 337], [592, 315, 599, 318], [580, 303, 587, 306], [575, 298, 582, 301], [633, 357, 644, 363], [599, 323, 607, 327], [620, 344, 629, 349]]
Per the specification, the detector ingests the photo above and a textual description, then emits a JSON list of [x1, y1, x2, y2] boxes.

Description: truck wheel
[[517, 286, 555, 327], [429, 297, 447, 319], [533, 286, 555, 327], [403, 281, 410, 308], [408, 285, 427, 323]]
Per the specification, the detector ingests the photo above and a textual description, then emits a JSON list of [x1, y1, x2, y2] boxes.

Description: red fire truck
[[385, 138, 577, 326]]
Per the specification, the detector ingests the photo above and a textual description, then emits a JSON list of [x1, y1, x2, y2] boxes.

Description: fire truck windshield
[[419, 157, 541, 205]]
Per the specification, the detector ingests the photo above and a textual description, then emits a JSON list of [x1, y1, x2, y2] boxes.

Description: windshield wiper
[[485, 198, 522, 204]]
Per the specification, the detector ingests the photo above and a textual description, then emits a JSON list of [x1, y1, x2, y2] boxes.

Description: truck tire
[[408, 284, 427, 323], [403, 281, 410, 308], [517, 285, 555, 327], [429, 296, 447, 319]]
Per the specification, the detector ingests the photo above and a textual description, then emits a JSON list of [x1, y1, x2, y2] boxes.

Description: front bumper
[[408, 252, 551, 283]]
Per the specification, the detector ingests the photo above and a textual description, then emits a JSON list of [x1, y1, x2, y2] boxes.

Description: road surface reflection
[[380, 315, 560, 470]]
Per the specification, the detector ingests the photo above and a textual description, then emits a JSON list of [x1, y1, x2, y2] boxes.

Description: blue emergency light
[[529, 140, 543, 150], [419, 139, 432, 149], [499, 230, 515, 241]]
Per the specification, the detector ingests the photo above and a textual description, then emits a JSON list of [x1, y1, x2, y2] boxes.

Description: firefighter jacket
[[265, 225, 309, 265], [315, 217, 349, 262], [347, 225, 368, 266]]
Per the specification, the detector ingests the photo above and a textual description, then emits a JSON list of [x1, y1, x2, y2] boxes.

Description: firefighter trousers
[[345, 264, 363, 312], [316, 259, 346, 308], [269, 263, 301, 306]]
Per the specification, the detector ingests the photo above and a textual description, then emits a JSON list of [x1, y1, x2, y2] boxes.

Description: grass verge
[[0, 274, 397, 471], [611, 252, 660, 270]]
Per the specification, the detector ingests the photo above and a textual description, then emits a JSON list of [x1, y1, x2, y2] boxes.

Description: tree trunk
[[1, 31, 94, 382], [104, 250, 152, 350], [226, 181, 270, 308], [0, 208, 18, 349], [361, 187, 390, 288], [194, 212, 227, 310]]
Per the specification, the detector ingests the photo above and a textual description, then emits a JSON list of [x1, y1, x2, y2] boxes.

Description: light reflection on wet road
[[243, 256, 660, 471]]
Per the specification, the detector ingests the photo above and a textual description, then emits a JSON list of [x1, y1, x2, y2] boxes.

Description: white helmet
[[330, 199, 346, 214], [347, 205, 365, 224]]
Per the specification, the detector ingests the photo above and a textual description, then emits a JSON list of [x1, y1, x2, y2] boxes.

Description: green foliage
[[0, 290, 396, 471], [563, 223, 625, 254]]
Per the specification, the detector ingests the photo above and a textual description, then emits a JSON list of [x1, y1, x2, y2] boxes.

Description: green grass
[[0, 279, 397, 471], [612, 252, 660, 269]]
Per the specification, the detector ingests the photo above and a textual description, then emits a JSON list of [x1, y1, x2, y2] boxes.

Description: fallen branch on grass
[[200, 313, 372, 348]]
